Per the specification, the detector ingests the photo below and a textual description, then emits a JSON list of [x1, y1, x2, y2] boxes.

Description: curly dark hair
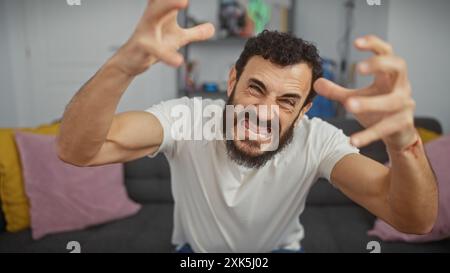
[[235, 30, 323, 106]]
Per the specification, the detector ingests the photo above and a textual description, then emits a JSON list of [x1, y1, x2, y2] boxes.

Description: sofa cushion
[[124, 154, 173, 204], [0, 204, 174, 253], [301, 206, 450, 253], [415, 118, 443, 135], [126, 178, 173, 204], [326, 119, 389, 163], [125, 154, 170, 180], [0, 122, 60, 232], [417, 127, 441, 143], [15, 132, 141, 240], [306, 179, 356, 206]]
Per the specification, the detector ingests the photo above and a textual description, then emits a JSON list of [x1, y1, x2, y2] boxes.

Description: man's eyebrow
[[248, 78, 267, 92], [249, 78, 302, 101], [279, 93, 302, 101]]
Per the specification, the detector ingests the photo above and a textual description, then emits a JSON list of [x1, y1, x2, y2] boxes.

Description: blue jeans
[[176, 244, 304, 253]]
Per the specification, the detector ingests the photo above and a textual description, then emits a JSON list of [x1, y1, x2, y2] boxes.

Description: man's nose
[[255, 99, 279, 123]]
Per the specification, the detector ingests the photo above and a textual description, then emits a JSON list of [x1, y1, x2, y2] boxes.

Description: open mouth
[[238, 118, 272, 142]]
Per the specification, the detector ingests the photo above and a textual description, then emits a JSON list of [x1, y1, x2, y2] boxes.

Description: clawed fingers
[[345, 92, 415, 114], [313, 78, 376, 104], [181, 23, 216, 46], [155, 22, 214, 66], [354, 35, 394, 56], [350, 111, 414, 148], [140, 0, 214, 67], [314, 78, 354, 103], [357, 55, 408, 81], [153, 47, 184, 67], [344, 35, 416, 148]]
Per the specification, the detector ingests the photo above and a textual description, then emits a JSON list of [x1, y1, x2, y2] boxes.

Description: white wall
[[0, 0, 177, 128], [295, 0, 346, 62], [294, 0, 389, 88], [387, 0, 450, 133], [0, 0, 17, 126]]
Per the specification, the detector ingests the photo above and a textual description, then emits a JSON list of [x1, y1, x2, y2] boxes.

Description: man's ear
[[295, 102, 313, 127], [227, 66, 237, 98], [302, 102, 313, 115]]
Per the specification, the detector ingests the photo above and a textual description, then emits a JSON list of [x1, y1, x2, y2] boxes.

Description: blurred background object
[[219, 0, 248, 37], [247, 0, 271, 34]]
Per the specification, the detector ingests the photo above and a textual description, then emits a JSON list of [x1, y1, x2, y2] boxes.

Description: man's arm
[[331, 142, 437, 235], [57, 61, 164, 167], [57, 0, 214, 166], [314, 35, 438, 235]]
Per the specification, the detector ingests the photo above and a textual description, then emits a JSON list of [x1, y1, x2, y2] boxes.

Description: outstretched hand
[[114, 0, 215, 75], [314, 35, 417, 150]]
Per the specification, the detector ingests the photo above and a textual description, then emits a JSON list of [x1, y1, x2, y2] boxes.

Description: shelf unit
[[177, 0, 296, 100]]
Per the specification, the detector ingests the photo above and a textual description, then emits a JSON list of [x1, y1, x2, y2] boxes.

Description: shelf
[[181, 90, 228, 100], [193, 36, 249, 45]]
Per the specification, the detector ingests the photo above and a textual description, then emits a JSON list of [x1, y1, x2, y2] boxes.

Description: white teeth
[[247, 120, 271, 140], [237, 120, 271, 141]]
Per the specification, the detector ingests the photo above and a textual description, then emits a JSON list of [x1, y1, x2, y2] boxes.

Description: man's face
[[224, 56, 313, 168]]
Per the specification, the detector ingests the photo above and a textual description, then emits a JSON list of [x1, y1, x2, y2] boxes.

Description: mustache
[[235, 112, 274, 133]]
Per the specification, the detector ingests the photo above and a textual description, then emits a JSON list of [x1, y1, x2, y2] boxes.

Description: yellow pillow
[[0, 123, 60, 232], [417, 127, 441, 144]]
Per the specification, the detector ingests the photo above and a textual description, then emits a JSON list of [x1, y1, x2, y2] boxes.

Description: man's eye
[[249, 85, 263, 94], [280, 100, 296, 107]]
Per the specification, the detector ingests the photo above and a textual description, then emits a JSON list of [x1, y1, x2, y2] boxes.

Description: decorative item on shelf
[[241, 7, 256, 38], [247, 0, 271, 34], [219, 0, 249, 38], [278, 5, 290, 33], [185, 60, 199, 94], [202, 82, 220, 93]]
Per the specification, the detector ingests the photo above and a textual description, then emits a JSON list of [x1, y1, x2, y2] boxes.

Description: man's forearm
[[386, 133, 438, 234], [57, 58, 135, 165]]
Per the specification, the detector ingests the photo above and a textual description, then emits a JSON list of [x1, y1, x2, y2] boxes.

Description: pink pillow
[[368, 134, 450, 242], [15, 131, 141, 240]]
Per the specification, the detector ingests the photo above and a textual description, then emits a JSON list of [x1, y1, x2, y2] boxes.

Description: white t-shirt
[[146, 97, 359, 253]]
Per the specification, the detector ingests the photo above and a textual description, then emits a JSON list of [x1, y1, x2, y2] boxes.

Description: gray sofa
[[1, 118, 449, 253]]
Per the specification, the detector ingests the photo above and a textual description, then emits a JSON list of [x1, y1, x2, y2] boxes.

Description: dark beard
[[222, 89, 297, 169]]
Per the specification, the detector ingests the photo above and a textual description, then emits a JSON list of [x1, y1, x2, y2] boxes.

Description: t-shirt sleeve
[[317, 121, 360, 182], [145, 97, 191, 158]]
